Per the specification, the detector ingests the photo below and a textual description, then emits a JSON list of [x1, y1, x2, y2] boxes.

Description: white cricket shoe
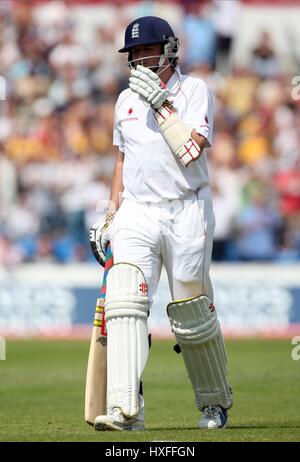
[[94, 398, 144, 431], [199, 405, 228, 429]]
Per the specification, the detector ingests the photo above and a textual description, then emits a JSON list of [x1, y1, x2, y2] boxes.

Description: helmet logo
[[132, 23, 139, 39]]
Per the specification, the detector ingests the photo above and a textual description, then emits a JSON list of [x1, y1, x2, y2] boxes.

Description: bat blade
[[84, 244, 113, 425], [84, 298, 107, 425]]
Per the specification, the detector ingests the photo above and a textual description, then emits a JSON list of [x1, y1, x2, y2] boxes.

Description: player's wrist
[[153, 100, 175, 125], [153, 102, 202, 167]]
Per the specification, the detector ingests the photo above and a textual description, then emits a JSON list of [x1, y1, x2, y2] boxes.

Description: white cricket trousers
[[109, 191, 216, 304]]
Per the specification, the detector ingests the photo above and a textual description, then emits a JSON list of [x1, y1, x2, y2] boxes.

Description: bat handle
[[94, 243, 113, 337], [94, 297, 107, 336]]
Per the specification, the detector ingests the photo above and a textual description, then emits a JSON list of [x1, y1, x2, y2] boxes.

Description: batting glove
[[89, 210, 116, 266], [129, 65, 169, 109]]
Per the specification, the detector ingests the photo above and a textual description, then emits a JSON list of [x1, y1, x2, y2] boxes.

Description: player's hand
[[89, 210, 116, 266], [129, 65, 169, 109]]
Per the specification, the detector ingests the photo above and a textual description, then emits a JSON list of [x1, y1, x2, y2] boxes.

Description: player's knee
[[172, 279, 203, 300], [167, 294, 219, 344], [104, 263, 150, 321]]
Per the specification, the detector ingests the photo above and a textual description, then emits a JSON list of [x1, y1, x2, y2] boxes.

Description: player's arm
[[90, 150, 124, 266], [129, 66, 210, 167], [109, 149, 124, 212], [152, 102, 208, 167], [191, 130, 208, 150]]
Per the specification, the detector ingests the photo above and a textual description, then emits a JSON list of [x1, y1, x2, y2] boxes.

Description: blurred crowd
[[0, 0, 300, 266]]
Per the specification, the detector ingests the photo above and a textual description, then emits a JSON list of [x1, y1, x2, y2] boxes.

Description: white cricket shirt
[[113, 66, 214, 203]]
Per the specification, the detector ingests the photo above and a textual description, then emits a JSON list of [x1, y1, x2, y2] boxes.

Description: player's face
[[130, 43, 163, 70]]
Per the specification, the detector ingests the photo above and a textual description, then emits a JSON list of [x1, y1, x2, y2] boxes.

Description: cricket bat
[[85, 243, 113, 426]]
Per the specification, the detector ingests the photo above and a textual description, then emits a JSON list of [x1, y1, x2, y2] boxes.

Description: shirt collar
[[166, 65, 181, 96]]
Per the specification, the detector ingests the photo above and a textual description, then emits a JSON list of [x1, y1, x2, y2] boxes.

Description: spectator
[[211, 182, 236, 261], [234, 190, 281, 261], [1, 190, 40, 262], [89, 25, 123, 97], [211, 0, 241, 74], [181, 1, 217, 72], [49, 28, 89, 72], [0, 149, 17, 219], [273, 163, 300, 218], [209, 131, 244, 261], [250, 31, 281, 80]]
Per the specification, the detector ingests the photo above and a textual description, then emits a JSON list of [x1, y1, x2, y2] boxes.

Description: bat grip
[[97, 243, 113, 337]]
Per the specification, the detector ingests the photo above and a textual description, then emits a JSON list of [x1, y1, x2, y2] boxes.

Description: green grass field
[[0, 339, 299, 442]]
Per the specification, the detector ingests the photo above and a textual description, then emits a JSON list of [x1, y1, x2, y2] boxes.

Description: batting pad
[[104, 263, 149, 418], [167, 295, 233, 410]]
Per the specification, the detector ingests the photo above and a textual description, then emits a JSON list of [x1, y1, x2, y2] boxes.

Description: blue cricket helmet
[[118, 16, 177, 53]]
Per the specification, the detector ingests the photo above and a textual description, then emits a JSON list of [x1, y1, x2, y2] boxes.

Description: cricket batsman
[[90, 16, 233, 431]]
